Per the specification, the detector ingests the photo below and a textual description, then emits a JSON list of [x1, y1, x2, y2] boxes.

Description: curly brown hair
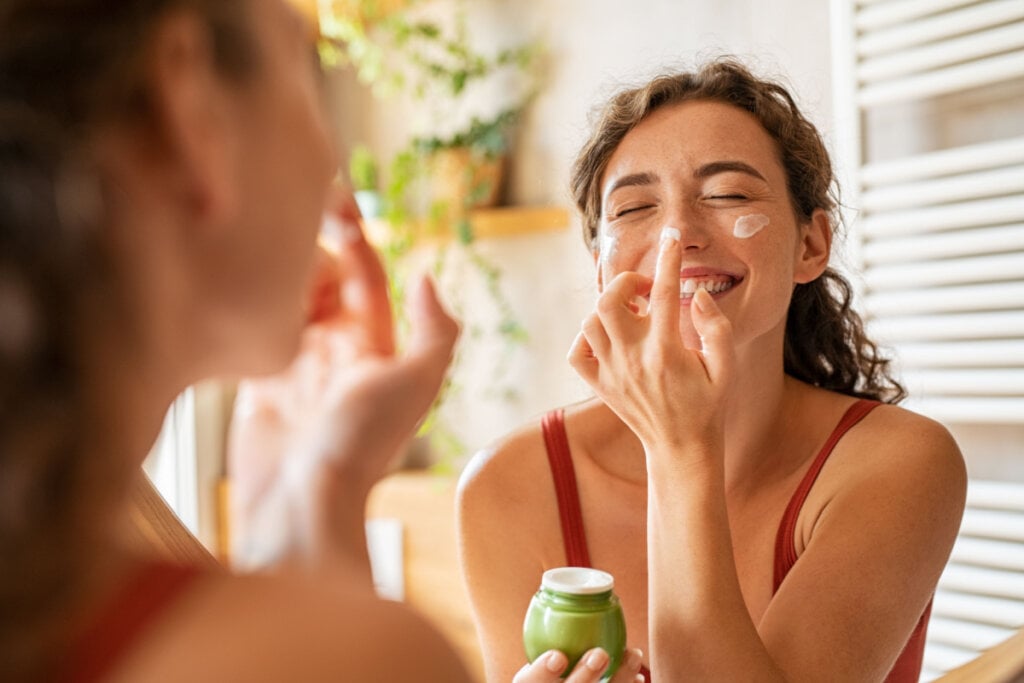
[[0, 1, 254, 679], [570, 58, 904, 404]]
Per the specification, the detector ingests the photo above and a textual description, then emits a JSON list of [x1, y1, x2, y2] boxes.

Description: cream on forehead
[[733, 214, 770, 239]]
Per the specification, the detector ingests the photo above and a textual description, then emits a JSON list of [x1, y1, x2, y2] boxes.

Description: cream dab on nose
[[733, 214, 769, 239]]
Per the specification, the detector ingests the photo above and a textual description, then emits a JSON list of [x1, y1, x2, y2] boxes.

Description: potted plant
[[318, 0, 540, 466]]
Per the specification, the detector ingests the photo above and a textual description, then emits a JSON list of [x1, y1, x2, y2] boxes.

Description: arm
[[569, 231, 966, 681], [456, 440, 552, 681]]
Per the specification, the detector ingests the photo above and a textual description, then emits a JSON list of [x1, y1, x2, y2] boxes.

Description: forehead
[[601, 100, 785, 189]]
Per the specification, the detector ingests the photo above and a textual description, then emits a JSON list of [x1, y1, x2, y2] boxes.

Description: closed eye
[[612, 205, 655, 218], [708, 194, 747, 200]]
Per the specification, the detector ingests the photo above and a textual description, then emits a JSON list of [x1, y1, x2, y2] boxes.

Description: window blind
[[830, 0, 1024, 425]]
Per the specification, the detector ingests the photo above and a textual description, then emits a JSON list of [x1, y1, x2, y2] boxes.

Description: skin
[[457, 100, 966, 681], [62, 1, 470, 680]]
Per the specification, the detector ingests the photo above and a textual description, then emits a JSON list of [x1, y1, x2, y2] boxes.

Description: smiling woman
[[457, 58, 966, 683]]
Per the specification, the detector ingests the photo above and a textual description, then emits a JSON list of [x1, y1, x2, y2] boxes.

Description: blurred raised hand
[[227, 190, 459, 578]]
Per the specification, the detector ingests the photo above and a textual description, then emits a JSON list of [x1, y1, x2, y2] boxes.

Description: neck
[[720, 330, 809, 491]]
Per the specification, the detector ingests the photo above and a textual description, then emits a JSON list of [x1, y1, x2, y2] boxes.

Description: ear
[[145, 9, 239, 225], [592, 247, 605, 292], [793, 208, 831, 284]]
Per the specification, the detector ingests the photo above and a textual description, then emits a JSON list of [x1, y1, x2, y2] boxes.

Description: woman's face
[[596, 99, 828, 351], [211, 0, 336, 372]]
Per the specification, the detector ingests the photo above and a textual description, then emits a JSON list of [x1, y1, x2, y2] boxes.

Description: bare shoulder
[[456, 410, 554, 517], [848, 402, 966, 490], [816, 400, 968, 538], [115, 572, 472, 683]]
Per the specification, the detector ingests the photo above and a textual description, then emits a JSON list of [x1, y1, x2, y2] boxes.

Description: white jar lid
[[542, 567, 614, 595]]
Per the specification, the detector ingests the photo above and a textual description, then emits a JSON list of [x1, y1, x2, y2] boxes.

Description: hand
[[514, 648, 645, 683], [227, 190, 459, 571], [567, 229, 735, 453]]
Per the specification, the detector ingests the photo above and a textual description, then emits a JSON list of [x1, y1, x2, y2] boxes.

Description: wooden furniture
[[367, 472, 484, 682], [937, 626, 1024, 682]]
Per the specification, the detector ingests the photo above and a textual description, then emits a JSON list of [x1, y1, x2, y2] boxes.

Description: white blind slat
[[859, 196, 1024, 238], [958, 509, 1024, 543], [858, 22, 1024, 83], [939, 564, 1024, 601], [865, 252, 1024, 290], [862, 224, 1024, 265], [949, 538, 1024, 573], [894, 340, 1024, 368], [856, 0, 980, 32], [902, 396, 1024, 423], [865, 282, 1024, 316], [872, 311, 1024, 341], [860, 136, 1024, 187], [967, 480, 1024, 511], [925, 615, 1017, 652], [857, 0, 1024, 57], [902, 369, 1024, 396], [858, 51, 1024, 107], [921, 640, 986, 672], [860, 166, 1024, 213], [932, 589, 1024, 628]]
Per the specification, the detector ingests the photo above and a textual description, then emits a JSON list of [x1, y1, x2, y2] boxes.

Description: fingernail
[[693, 287, 711, 312], [585, 648, 609, 671], [544, 650, 567, 673], [626, 648, 644, 669], [660, 226, 681, 244]]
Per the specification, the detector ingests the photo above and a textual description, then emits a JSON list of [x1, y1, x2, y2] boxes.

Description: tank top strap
[[772, 398, 880, 592], [541, 409, 592, 568], [59, 561, 206, 683]]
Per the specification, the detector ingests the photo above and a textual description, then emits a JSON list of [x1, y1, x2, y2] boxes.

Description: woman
[[0, 0, 470, 680], [457, 59, 967, 682]]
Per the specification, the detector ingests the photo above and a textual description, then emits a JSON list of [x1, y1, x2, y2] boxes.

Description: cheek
[[598, 233, 658, 281]]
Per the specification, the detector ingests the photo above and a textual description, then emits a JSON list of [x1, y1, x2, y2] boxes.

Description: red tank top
[[53, 561, 205, 683], [541, 400, 931, 682]]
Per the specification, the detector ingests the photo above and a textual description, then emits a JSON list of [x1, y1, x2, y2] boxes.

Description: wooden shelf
[[363, 205, 570, 246]]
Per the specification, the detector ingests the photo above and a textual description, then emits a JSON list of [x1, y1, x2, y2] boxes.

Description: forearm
[[646, 448, 786, 681]]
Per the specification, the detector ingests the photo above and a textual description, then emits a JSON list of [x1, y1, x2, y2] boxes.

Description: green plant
[[348, 144, 379, 192], [318, 0, 541, 467]]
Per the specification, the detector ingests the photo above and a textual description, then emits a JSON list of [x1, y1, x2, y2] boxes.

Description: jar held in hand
[[523, 567, 627, 680]]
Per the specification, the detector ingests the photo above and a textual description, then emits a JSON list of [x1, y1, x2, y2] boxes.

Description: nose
[[665, 204, 711, 251]]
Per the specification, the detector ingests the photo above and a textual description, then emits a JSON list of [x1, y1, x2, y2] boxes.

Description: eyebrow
[[603, 172, 659, 202], [695, 160, 767, 182]]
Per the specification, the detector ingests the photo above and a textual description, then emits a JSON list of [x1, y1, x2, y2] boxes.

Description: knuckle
[[596, 294, 619, 316]]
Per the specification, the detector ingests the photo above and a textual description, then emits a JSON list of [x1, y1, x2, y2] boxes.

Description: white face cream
[[598, 230, 618, 264], [733, 214, 770, 239]]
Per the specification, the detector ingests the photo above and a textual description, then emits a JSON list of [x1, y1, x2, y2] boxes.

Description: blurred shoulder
[[456, 409, 555, 511], [117, 571, 472, 682]]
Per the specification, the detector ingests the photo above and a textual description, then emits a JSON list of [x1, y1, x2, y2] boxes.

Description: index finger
[[321, 194, 396, 356], [651, 226, 682, 341]]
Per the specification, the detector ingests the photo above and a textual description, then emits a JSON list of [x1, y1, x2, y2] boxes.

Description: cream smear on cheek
[[598, 230, 619, 265], [733, 213, 770, 239]]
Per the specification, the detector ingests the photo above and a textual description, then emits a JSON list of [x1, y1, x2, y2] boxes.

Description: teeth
[[679, 278, 733, 297]]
